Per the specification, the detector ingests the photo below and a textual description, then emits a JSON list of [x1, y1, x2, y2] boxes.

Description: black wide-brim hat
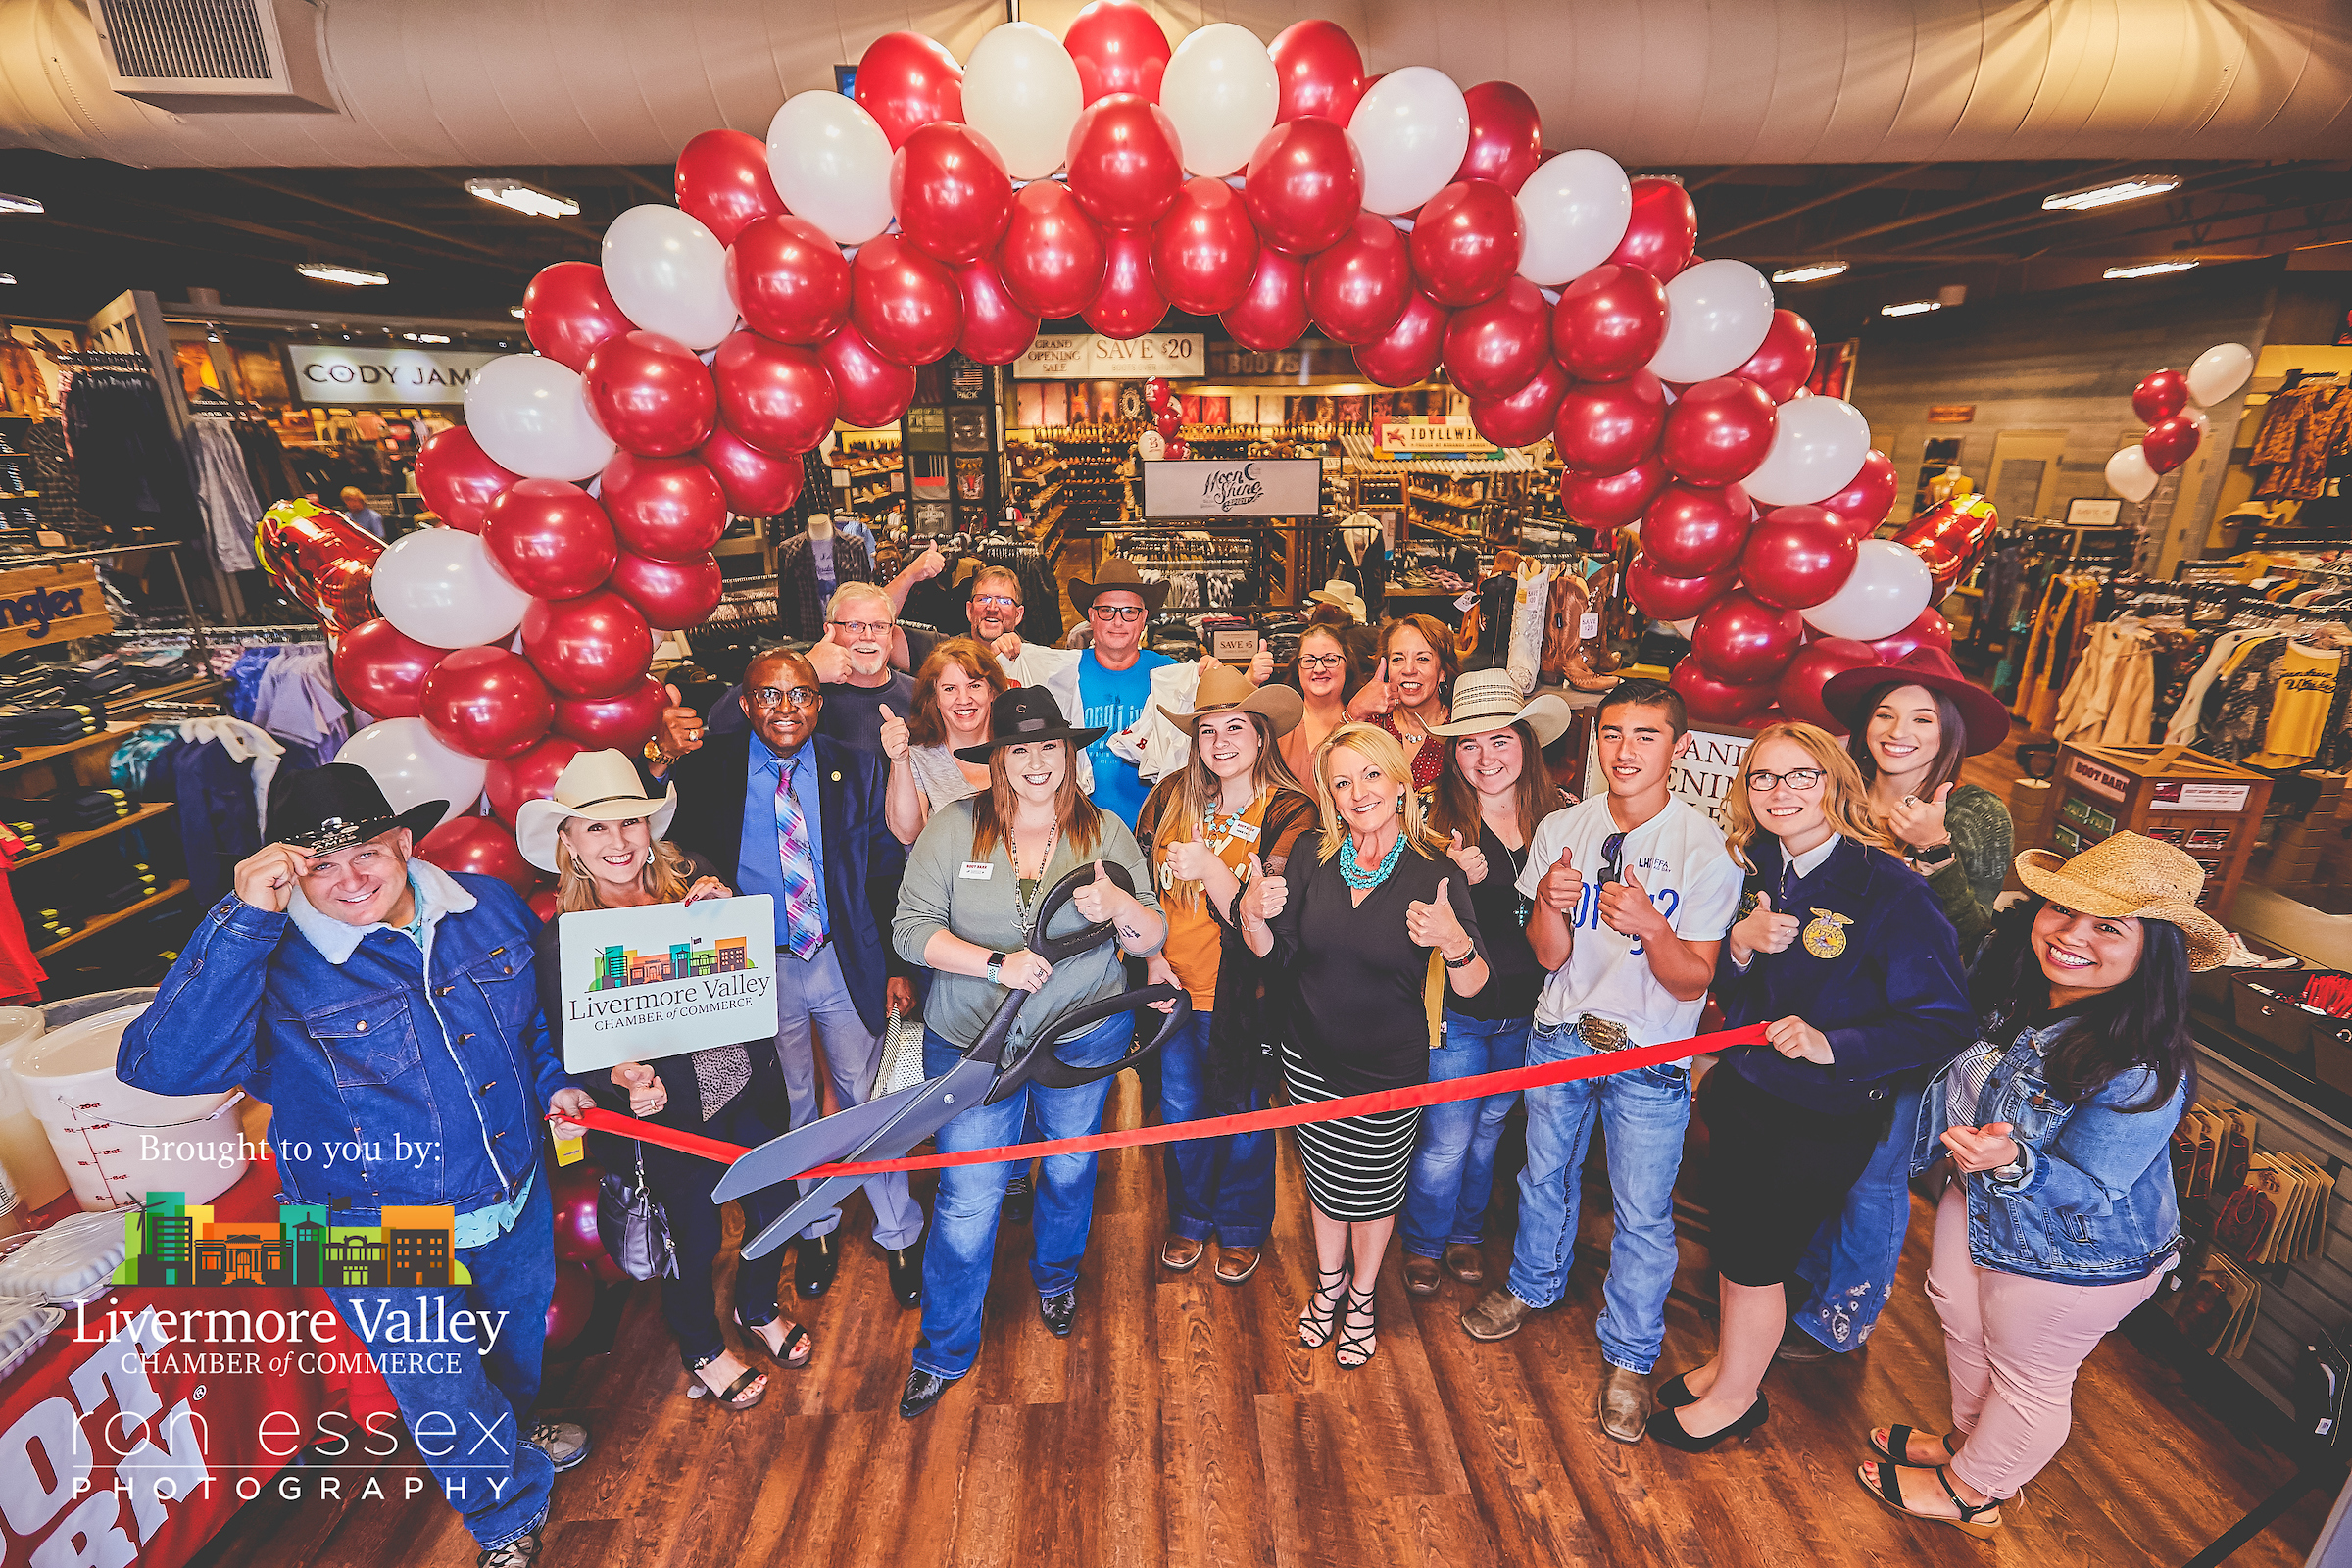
[[954, 685, 1109, 763], [266, 761, 449, 854], [1820, 644, 2011, 756]]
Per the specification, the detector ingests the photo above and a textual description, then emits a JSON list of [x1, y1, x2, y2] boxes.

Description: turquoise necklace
[[1340, 827, 1408, 891]]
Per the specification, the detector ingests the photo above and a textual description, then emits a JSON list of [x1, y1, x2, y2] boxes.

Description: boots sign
[[282, 346, 503, 406]]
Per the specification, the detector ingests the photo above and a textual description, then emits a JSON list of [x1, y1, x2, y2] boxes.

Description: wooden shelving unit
[[33, 880, 188, 960], [14, 802, 172, 868]]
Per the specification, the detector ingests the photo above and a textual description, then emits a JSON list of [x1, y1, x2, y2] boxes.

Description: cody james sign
[[555, 895, 780, 1073], [280, 346, 502, 407]]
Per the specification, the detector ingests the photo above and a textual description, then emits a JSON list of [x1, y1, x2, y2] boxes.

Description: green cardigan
[[1901, 781, 2012, 956]]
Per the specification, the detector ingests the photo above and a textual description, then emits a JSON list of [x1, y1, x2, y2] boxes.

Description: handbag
[[871, 1003, 928, 1099], [597, 1141, 678, 1282]]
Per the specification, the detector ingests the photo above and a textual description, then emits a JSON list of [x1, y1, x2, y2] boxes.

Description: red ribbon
[[553, 1021, 1769, 1181]]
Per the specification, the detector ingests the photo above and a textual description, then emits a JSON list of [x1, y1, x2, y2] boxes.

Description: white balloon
[[1161, 23, 1278, 178], [1515, 150, 1631, 286], [1742, 395, 1870, 507], [1669, 616, 1697, 638], [959, 23, 1084, 182], [2105, 445, 2159, 503], [464, 354, 615, 481], [1348, 67, 1470, 217], [600, 205, 734, 351], [372, 527, 534, 650], [1801, 540, 1933, 642], [2186, 341, 2254, 407], [1647, 259, 1776, 383], [766, 91, 897, 246], [338, 717, 485, 834]]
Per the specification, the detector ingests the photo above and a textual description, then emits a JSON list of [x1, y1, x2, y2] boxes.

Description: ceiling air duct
[[81, 0, 336, 114]]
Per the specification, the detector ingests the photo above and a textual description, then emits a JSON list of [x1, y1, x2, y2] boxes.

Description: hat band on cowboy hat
[[1157, 663, 1303, 738], [954, 685, 1109, 764], [267, 761, 449, 855], [1428, 668, 1573, 747], [2011, 832, 2231, 971], [1067, 556, 1171, 615], [514, 750, 679, 873]]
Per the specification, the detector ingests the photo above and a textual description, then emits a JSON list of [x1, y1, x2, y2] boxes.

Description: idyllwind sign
[[282, 346, 502, 406]]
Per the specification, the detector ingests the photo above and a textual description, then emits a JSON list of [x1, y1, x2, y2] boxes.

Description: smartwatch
[[1913, 841, 1957, 869], [987, 951, 1007, 985]]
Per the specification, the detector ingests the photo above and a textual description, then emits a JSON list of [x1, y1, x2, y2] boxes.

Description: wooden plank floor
[[193, 1063, 2329, 1568]]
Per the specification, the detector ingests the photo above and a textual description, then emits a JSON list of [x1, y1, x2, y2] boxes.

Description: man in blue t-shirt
[[1068, 560, 1173, 827]]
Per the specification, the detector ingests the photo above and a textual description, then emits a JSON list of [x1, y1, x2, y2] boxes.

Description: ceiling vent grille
[[82, 0, 339, 114]]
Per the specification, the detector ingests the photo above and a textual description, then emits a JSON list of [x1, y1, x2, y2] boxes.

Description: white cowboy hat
[[1426, 667, 1574, 746], [514, 749, 679, 873], [1307, 580, 1367, 621]]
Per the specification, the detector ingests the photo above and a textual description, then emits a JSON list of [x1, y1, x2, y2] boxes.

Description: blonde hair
[[554, 821, 698, 913], [1142, 710, 1307, 908], [1721, 721, 1892, 871], [1313, 722, 1439, 864], [825, 579, 895, 621]]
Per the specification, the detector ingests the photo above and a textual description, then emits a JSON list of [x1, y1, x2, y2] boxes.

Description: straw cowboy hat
[[2012, 832, 2231, 971], [515, 750, 679, 873], [1427, 668, 1574, 746], [1157, 662, 1303, 737], [1820, 644, 2011, 755], [1067, 556, 1170, 614], [1307, 580, 1368, 621], [954, 685, 1110, 763]]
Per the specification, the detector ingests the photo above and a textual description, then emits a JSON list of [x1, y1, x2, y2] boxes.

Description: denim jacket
[[1910, 1011, 2186, 1286], [118, 862, 564, 1225]]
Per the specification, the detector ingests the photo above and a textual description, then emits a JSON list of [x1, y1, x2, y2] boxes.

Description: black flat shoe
[[899, 1368, 958, 1419], [876, 1238, 924, 1309], [1644, 1395, 1768, 1452], [1039, 1289, 1077, 1338], [796, 1233, 841, 1299], [1655, 1372, 1700, 1410]]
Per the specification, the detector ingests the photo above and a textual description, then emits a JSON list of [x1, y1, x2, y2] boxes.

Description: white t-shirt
[[1516, 793, 1744, 1063]]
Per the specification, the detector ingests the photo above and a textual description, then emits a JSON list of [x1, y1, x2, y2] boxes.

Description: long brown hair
[[1142, 710, 1309, 908], [1721, 721, 1891, 871], [969, 741, 1103, 860], [1313, 722, 1439, 864], [907, 637, 1011, 746], [1381, 613, 1460, 706], [554, 822, 698, 913], [1430, 719, 1556, 848], [1845, 680, 1967, 800]]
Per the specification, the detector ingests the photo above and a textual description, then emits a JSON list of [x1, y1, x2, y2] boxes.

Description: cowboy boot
[[1556, 574, 1622, 693], [1585, 563, 1628, 676], [1542, 569, 1579, 684]]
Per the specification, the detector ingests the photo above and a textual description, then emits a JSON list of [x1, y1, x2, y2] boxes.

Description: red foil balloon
[[726, 215, 852, 346], [699, 420, 804, 515], [418, 812, 542, 897], [522, 589, 656, 701], [1561, 455, 1670, 530], [486, 734, 585, 827], [1064, 0, 1171, 102], [1550, 264, 1669, 383], [334, 618, 444, 720], [1870, 605, 1955, 663], [822, 322, 918, 428], [1151, 176, 1261, 317], [854, 30, 965, 149], [1353, 289, 1447, 387], [1456, 81, 1543, 193], [712, 330, 837, 456], [1221, 248, 1310, 351], [1409, 180, 1523, 308], [1470, 359, 1570, 449], [998, 180, 1108, 320], [1444, 277, 1550, 400], [600, 452, 727, 561], [1627, 556, 1739, 621], [955, 259, 1041, 365], [2141, 415, 2201, 474], [1267, 20, 1367, 124], [522, 262, 636, 373], [1555, 369, 1667, 476], [1775, 637, 1884, 731], [582, 329, 716, 458], [482, 479, 619, 601], [851, 236, 963, 367], [892, 122, 1015, 265], [673, 128, 784, 247], [1660, 375, 1777, 486], [420, 646, 555, 760], [1244, 117, 1364, 257], [2132, 368, 2191, 425], [1693, 589, 1805, 684], [1084, 225, 1168, 339], [1890, 495, 2000, 595], [1640, 480, 1753, 577], [1740, 505, 1859, 611], [1064, 95, 1186, 228], [254, 499, 383, 634], [1607, 177, 1699, 280], [1671, 657, 1777, 725], [553, 677, 668, 752], [1733, 310, 1818, 403], [1306, 213, 1411, 345], [609, 549, 722, 631], [415, 428, 518, 534], [1817, 449, 1900, 540]]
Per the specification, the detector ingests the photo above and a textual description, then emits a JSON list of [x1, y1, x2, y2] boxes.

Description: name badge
[[1229, 819, 1260, 842], [959, 861, 995, 880]]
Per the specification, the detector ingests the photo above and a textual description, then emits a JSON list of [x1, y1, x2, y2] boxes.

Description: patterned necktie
[[774, 756, 824, 958]]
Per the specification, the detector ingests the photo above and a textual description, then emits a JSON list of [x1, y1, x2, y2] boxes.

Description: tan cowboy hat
[[1067, 556, 1170, 614], [514, 749, 679, 873], [1307, 580, 1367, 621], [1427, 667, 1573, 746], [2013, 832, 2231, 971], [1156, 662, 1303, 738]]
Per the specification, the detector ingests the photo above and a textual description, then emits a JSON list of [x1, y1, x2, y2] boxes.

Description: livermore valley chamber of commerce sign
[[281, 346, 504, 406]]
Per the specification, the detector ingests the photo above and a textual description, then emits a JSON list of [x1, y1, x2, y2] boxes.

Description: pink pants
[[1926, 1181, 2170, 1500]]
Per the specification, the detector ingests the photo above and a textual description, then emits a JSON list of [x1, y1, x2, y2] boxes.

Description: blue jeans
[[1505, 1020, 1691, 1374], [1401, 1012, 1530, 1258], [912, 1013, 1130, 1380], [1158, 1008, 1276, 1248], [325, 1167, 556, 1551], [1791, 1081, 1923, 1352]]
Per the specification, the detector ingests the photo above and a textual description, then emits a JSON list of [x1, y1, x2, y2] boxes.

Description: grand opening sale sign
[[555, 897, 779, 1073]]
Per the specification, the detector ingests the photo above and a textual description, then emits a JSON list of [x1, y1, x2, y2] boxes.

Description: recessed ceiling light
[[0, 194, 41, 215], [465, 178, 580, 219], [1881, 299, 1942, 318], [404, 332, 453, 344], [510, 305, 527, 318], [0, 274, 16, 285], [2042, 174, 2181, 212], [1771, 262, 1849, 284], [297, 263, 389, 286], [2104, 260, 2200, 279]]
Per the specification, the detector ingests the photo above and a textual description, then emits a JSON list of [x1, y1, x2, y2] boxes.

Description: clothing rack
[[45, 351, 153, 369]]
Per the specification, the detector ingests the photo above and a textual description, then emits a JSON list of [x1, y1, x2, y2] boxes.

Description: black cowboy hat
[[266, 762, 449, 854], [954, 685, 1109, 764]]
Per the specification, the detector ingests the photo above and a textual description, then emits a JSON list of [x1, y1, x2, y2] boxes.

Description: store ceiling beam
[[1795, 161, 2142, 252], [1704, 163, 1938, 244], [209, 173, 543, 269], [1883, 164, 2316, 255]]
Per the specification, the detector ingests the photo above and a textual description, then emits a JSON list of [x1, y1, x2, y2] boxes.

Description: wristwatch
[[1912, 841, 1957, 869], [1442, 945, 1477, 968], [986, 951, 1007, 985], [1988, 1156, 2027, 1185]]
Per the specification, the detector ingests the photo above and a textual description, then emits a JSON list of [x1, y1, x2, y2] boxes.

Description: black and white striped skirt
[[1281, 1042, 1421, 1221]]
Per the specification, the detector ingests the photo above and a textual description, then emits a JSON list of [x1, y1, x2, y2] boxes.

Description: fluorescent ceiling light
[[1771, 262, 1848, 284], [510, 305, 527, 318], [298, 263, 389, 286], [2042, 174, 2181, 212], [1881, 299, 1942, 318], [0, 274, 15, 285], [404, 332, 452, 344], [465, 178, 580, 219], [0, 194, 41, 215], [2104, 260, 2199, 279]]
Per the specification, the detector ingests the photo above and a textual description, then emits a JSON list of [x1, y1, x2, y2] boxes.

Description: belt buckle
[[1577, 1015, 1630, 1053]]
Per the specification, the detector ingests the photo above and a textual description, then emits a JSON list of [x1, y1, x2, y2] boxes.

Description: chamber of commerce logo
[[588, 934, 752, 991], [114, 1193, 471, 1287]]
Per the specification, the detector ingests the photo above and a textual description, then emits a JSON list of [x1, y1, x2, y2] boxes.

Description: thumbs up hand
[[1539, 844, 1584, 914], [1892, 781, 1956, 858], [1239, 852, 1286, 926], [877, 703, 910, 760], [1445, 828, 1489, 886], [1407, 876, 1472, 959], [1597, 866, 1665, 941], [658, 683, 704, 763], [1071, 858, 1129, 924], [1248, 638, 1274, 686], [1163, 833, 1217, 885], [1730, 890, 1801, 964]]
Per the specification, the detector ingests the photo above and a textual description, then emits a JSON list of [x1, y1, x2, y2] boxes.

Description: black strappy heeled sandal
[[685, 1353, 765, 1411], [1860, 1462, 2002, 1540], [1299, 1265, 1348, 1349], [1869, 1423, 1958, 1467], [735, 1308, 813, 1370], [1335, 1285, 1378, 1369]]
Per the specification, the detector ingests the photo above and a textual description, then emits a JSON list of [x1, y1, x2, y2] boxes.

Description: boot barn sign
[[281, 346, 503, 406]]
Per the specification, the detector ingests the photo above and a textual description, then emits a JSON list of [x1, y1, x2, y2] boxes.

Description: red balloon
[[1457, 82, 1543, 193], [522, 589, 656, 701], [1776, 637, 1883, 731], [1444, 278, 1551, 400], [711, 330, 837, 456], [1733, 310, 1818, 403], [1353, 290, 1447, 387], [257, 504, 381, 634], [334, 618, 444, 720], [582, 330, 716, 458], [955, 259, 1040, 365], [854, 31, 964, 149], [1065, 95, 1185, 228], [486, 735, 585, 828], [1660, 375, 1777, 486], [609, 549, 722, 631], [699, 420, 804, 515], [1409, 180, 1523, 308], [822, 322, 918, 428], [1221, 248, 1309, 351], [522, 262, 636, 373], [1693, 589, 1805, 684], [1083, 225, 1167, 339], [1164, 435, 1189, 460], [726, 215, 852, 346], [1155, 408, 1183, 439], [418, 812, 541, 896], [1817, 449, 1899, 540], [553, 677, 668, 752], [1471, 358, 1570, 449], [997, 179, 1107, 320], [2132, 368, 2190, 426], [1670, 657, 1777, 725], [1064, 0, 1170, 103], [673, 128, 784, 247], [1151, 177, 1261, 316], [1869, 605, 1955, 663], [1628, 555, 1739, 620], [892, 122, 1014, 265], [1550, 265, 1668, 383], [1306, 213, 1411, 345], [1267, 20, 1367, 124], [415, 428, 518, 534], [1608, 177, 1698, 280], [482, 479, 620, 600], [527, 887, 560, 921], [1740, 505, 1859, 611], [1144, 377, 1173, 411], [1555, 369, 1667, 475], [851, 235, 962, 367], [550, 1162, 603, 1262], [2142, 415, 2201, 474], [1562, 455, 1670, 530], [545, 1257, 595, 1353], [600, 452, 726, 561], [1243, 117, 1363, 257], [1641, 481, 1753, 577], [420, 646, 555, 760]]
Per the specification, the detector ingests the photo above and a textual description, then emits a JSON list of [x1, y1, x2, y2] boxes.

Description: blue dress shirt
[[738, 730, 830, 940]]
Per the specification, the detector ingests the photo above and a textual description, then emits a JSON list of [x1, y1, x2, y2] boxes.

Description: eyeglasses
[[829, 619, 895, 637], [748, 686, 820, 710], [1299, 654, 1347, 670], [1598, 831, 1626, 887], [1090, 605, 1148, 622], [1746, 767, 1826, 792], [971, 594, 1022, 611]]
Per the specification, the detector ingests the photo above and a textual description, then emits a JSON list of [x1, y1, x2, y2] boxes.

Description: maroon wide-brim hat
[[1821, 645, 2011, 756]]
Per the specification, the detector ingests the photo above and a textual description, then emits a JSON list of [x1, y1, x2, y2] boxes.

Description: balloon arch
[[269, 3, 2253, 882]]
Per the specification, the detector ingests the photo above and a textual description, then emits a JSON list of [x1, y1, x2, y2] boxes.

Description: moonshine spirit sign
[[1142, 458, 1321, 518]]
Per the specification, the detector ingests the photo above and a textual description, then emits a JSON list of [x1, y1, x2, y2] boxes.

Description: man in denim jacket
[[119, 764, 593, 1568]]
